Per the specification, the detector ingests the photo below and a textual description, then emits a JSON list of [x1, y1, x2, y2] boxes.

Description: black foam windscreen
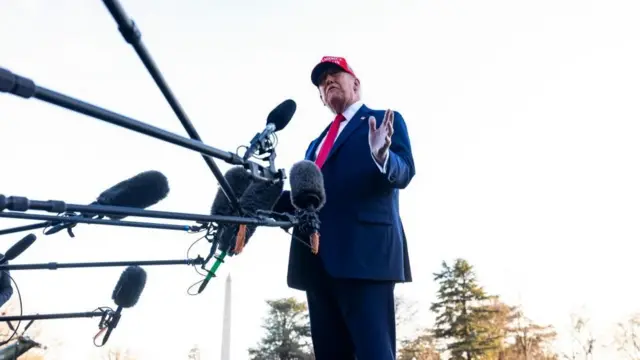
[[266, 99, 296, 131], [289, 160, 326, 210], [210, 166, 253, 216], [97, 170, 170, 219], [218, 178, 284, 253], [240, 178, 284, 216], [2, 233, 37, 263], [112, 265, 147, 308]]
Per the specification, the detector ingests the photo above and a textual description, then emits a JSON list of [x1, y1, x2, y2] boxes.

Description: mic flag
[[289, 160, 326, 254], [45, 170, 170, 236], [98, 265, 147, 346], [242, 99, 297, 161], [0, 233, 37, 265]]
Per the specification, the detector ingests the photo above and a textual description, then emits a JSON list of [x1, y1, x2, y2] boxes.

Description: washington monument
[[221, 273, 232, 360]]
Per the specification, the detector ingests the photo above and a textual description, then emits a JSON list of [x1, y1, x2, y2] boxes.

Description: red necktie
[[315, 113, 346, 168]]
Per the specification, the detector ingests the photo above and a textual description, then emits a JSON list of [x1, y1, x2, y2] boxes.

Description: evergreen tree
[[430, 259, 500, 360], [248, 297, 314, 360]]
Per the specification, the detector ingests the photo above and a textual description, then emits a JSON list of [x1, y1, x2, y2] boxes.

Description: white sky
[[1, 0, 639, 358]]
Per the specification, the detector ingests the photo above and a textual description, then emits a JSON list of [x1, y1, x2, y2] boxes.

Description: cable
[[0, 274, 23, 347], [185, 224, 212, 295], [186, 232, 209, 277], [92, 306, 115, 347]]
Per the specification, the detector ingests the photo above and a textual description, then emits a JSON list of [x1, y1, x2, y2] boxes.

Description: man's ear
[[318, 89, 327, 106], [353, 77, 360, 92]]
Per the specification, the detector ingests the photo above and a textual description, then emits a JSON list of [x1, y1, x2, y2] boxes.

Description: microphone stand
[[100, 0, 243, 213], [0, 257, 205, 271]]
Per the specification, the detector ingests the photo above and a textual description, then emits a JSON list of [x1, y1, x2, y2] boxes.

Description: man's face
[[318, 67, 359, 113]]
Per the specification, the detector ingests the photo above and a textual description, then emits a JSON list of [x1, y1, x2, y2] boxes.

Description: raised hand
[[368, 109, 394, 165]]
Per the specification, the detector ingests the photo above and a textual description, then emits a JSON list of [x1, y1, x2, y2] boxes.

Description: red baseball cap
[[310, 56, 357, 87]]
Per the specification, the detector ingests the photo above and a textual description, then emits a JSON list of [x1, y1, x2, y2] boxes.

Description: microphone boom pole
[[0, 68, 279, 206], [0, 222, 49, 236], [0, 195, 295, 228], [0, 212, 197, 233], [0, 311, 110, 322], [100, 0, 244, 213], [0, 257, 205, 271]]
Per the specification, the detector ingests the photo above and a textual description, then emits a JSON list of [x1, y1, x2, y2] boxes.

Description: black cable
[[92, 306, 115, 347], [185, 224, 212, 295], [186, 233, 208, 277], [0, 274, 23, 347], [41, 212, 63, 235]]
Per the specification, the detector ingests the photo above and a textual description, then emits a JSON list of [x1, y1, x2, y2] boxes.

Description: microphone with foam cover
[[220, 178, 284, 255], [97, 170, 170, 219], [210, 167, 253, 217], [289, 160, 326, 254], [45, 170, 170, 236], [289, 160, 326, 211], [197, 177, 284, 294], [112, 265, 147, 308], [243, 99, 297, 161], [267, 99, 297, 132], [202, 166, 253, 264], [101, 265, 147, 345], [0, 233, 37, 265]]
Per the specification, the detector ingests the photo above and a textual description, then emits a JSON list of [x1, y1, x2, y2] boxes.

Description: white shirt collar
[[341, 100, 364, 122]]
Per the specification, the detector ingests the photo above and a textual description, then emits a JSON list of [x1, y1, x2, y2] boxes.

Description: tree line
[[1, 259, 638, 358], [248, 258, 640, 360]]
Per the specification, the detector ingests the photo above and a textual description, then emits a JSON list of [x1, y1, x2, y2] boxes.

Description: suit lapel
[[325, 104, 372, 164], [305, 125, 331, 161]]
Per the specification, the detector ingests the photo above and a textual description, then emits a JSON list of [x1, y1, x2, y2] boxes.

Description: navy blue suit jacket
[[275, 104, 415, 291]]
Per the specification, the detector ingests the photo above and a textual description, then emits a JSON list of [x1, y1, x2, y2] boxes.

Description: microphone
[[197, 176, 283, 294], [224, 177, 284, 255], [210, 167, 253, 218], [242, 99, 296, 161], [95, 170, 170, 219], [202, 166, 253, 263], [100, 265, 147, 345], [289, 160, 326, 254], [0, 233, 37, 265], [0, 335, 44, 359], [45, 170, 170, 236]]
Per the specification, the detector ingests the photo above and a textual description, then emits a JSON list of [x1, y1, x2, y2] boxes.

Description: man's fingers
[[386, 120, 394, 135], [383, 109, 391, 126], [368, 116, 377, 132]]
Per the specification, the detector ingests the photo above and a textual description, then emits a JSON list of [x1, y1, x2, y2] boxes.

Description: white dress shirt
[[314, 101, 389, 173]]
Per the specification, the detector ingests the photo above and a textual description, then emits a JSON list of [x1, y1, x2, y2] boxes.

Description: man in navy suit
[[275, 56, 415, 359]]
